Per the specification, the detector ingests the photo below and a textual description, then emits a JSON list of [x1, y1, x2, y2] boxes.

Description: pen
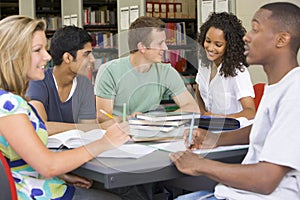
[[123, 103, 126, 122], [188, 113, 195, 147], [99, 109, 114, 119]]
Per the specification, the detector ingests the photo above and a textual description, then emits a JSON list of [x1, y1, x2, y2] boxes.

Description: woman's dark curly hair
[[198, 12, 248, 77]]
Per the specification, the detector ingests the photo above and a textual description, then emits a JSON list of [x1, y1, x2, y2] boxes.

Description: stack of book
[[128, 112, 252, 141], [129, 112, 201, 141]]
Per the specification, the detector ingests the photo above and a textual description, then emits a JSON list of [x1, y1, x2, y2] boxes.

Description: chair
[[253, 83, 265, 111], [0, 152, 18, 200]]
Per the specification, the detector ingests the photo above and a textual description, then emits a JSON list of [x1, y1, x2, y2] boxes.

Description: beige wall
[[236, 0, 300, 84]]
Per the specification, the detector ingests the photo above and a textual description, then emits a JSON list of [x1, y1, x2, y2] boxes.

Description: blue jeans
[[175, 190, 224, 200]]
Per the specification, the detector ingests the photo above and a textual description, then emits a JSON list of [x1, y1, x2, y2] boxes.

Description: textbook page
[[47, 129, 105, 149], [149, 140, 249, 154], [98, 144, 157, 159]]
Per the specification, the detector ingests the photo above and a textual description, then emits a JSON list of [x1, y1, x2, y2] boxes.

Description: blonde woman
[[0, 15, 129, 199]]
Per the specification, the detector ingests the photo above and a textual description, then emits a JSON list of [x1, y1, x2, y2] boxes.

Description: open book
[[47, 129, 104, 149], [47, 129, 156, 158]]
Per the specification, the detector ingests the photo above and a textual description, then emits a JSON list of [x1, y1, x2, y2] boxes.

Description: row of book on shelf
[[42, 16, 62, 31], [165, 22, 186, 45], [83, 6, 116, 25], [88, 21, 186, 47], [164, 21, 188, 72], [146, 0, 196, 19], [90, 32, 117, 49]]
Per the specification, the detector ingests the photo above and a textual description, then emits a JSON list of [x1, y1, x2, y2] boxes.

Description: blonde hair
[[0, 15, 46, 98]]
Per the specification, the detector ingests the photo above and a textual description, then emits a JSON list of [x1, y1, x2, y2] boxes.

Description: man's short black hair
[[50, 25, 93, 65]]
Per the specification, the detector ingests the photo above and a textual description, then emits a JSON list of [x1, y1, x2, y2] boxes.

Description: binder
[[198, 116, 240, 131]]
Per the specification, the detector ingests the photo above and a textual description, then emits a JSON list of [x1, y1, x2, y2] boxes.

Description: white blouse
[[196, 62, 254, 115]]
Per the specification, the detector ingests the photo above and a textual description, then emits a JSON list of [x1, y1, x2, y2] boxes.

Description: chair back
[[253, 83, 265, 111], [0, 152, 18, 200]]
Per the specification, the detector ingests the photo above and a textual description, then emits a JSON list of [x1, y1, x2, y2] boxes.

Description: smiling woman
[[195, 12, 256, 120], [0, 15, 129, 200], [27, 30, 51, 81], [0, 16, 48, 98]]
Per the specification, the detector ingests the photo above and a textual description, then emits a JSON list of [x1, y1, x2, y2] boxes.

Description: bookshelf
[[36, 0, 62, 36], [82, 0, 119, 81], [0, 0, 19, 20], [19, 0, 62, 36], [61, 0, 121, 81]]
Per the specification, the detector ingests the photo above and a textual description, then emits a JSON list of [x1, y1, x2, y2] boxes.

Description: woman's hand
[[59, 173, 93, 189], [101, 122, 131, 150]]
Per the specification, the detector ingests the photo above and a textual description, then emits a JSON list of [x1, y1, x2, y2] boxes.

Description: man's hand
[[183, 128, 219, 149], [169, 151, 205, 176]]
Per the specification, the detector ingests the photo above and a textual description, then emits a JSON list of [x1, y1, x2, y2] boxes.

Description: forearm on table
[[217, 125, 251, 146], [46, 121, 101, 135]]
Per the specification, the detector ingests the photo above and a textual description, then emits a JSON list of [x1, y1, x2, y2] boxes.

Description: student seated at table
[[0, 15, 130, 200], [94, 16, 199, 122], [170, 2, 300, 199], [196, 12, 255, 120], [26, 26, 119, 135]]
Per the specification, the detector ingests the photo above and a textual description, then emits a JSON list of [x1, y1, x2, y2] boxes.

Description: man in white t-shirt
[[170, 2, 300, 199]]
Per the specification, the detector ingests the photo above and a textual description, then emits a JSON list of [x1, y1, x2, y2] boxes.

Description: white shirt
[[214, 67, 300, 200], [196, 63, 254, 115]]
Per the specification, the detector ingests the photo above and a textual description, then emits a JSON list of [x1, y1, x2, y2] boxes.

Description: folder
[[198, 116, 240, 131]]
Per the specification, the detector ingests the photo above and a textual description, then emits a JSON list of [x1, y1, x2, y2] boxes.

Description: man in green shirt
[[94, 16, 199, 122]]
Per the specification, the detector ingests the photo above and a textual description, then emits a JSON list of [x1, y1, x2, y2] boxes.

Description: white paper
[[150, 140, 249, 154], [129, 5, 139, 24], [201, 0, 214, 23], [98, 144, 156, 159], [215, 0, 229, 13], [236, 117, 253, 128], [70, 14, 78, 26], [120, 7, 129, 30], [63, 15, 71, 26]]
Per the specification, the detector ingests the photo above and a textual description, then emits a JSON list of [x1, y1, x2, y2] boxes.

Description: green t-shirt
[[94, 56, 186, 116]]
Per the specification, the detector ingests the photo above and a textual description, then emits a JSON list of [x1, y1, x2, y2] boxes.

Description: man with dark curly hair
[[170, 2, 300, 199], [196, 12, 256, 120]]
